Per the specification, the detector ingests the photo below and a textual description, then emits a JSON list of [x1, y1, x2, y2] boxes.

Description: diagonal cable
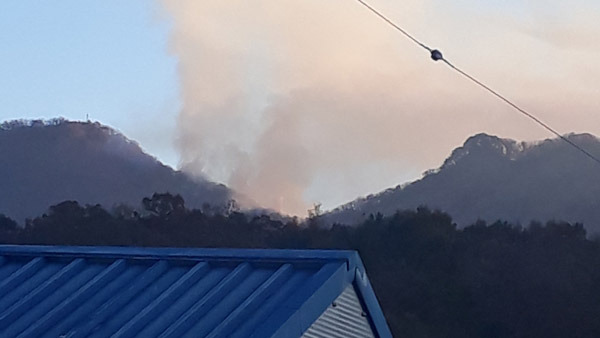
[[441, 59, 600, 165], [355, 0, 431, 52], [354, 0, 600, 166]]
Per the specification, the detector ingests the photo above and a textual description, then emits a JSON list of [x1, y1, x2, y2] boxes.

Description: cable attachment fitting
[[431, 49, 443, 61]]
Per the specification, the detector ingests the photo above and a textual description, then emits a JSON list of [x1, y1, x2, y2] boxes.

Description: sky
[[0, 1, 180, 166], [2, 0, 600, 215]]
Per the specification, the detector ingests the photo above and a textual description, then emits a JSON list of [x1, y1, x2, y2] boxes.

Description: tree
[[0, 214, 17, 232], [142, 193, 185, 218]]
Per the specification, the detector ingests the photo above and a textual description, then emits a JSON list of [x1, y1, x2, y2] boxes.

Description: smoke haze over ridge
[[161, 0, 600, 215]]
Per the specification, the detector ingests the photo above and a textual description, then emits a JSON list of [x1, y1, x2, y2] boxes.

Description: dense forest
[[1, 193, 600, 338]]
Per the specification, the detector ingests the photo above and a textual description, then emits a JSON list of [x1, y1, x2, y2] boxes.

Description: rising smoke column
[[161, 0, 426, 215], [161, 0, 600, 215]]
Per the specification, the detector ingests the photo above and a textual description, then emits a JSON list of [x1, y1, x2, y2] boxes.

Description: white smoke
[[161, 0, 600, 215]]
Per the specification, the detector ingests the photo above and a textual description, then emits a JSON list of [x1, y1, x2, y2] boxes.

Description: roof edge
[[352, 253, 393, 338], [0, 245, 357, 265]]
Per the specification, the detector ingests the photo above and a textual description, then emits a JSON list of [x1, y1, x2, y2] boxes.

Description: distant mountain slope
[[326, 133, 600, 232], [0, 119, 231, 222]]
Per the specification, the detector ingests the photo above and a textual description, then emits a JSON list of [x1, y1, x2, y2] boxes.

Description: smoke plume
[[161, 0, 600, 215]]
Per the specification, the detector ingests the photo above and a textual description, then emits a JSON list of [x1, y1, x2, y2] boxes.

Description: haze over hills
[[0, 119, 231, 222], [3, 118, 600, 232], [326, 133, 600, 233]]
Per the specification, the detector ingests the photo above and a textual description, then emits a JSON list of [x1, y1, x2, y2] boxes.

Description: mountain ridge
[[0, 119, 232, 222], [326, 132, 600, 232]]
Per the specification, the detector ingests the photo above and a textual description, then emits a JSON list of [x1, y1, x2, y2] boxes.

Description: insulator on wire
[[431, 49, 443, 61]]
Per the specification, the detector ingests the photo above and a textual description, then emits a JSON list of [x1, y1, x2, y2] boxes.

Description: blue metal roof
[[0, 245, 391, 338]]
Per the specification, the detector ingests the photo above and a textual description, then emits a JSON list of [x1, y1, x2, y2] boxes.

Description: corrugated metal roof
[[0, 245, 392, 338], [302, 285, 375, 338]]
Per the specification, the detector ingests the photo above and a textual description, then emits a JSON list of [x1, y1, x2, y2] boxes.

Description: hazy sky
[[2, 1, 599, 215]]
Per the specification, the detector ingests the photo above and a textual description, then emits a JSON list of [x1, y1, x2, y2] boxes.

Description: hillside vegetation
[[327, 133, 600, 232], [2, 195, 600, 338], [0, 119, 231, 222]]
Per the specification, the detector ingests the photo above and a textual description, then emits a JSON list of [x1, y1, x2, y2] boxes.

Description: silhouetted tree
[[0, 214, 17, 232], [142, 193, 185, 218], [3, 197, 600, 337]]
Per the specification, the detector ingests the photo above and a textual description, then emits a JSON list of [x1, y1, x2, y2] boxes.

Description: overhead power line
[[354, 0, 600, 166]]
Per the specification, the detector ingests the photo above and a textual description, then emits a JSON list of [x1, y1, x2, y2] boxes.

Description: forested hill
[[0, 119, 231, 222], [326, 133, 600, 232], [1, 200, 600, 337]]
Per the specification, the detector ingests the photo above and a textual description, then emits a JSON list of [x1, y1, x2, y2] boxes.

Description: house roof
[[0, 245, 392, 338]]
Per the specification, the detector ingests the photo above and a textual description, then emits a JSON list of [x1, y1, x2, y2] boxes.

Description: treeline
[[1, 193, 600, 337]]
